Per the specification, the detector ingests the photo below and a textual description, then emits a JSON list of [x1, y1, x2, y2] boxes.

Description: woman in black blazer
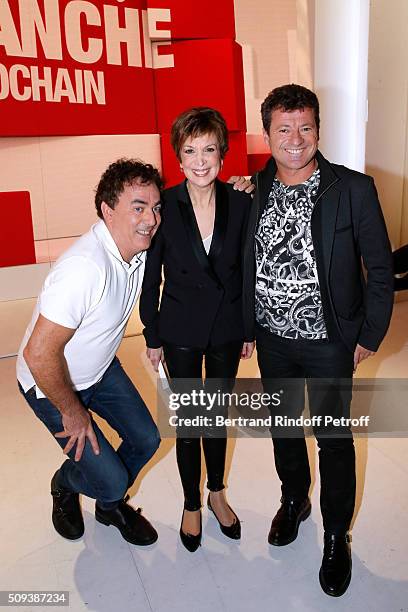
[[140, 107, 254, 552]]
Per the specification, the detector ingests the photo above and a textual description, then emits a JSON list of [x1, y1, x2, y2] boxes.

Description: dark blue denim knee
[[18, 357, 159, 506]]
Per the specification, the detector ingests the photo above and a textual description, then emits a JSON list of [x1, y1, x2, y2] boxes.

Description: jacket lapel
[[176, 181, 220, 284], [208, 179, 228, 264], [244, 157, 276, 261], [312, 151, 341, 280], [256, 156, 277, 221]]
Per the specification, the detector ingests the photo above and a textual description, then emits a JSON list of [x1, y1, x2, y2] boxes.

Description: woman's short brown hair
[[170, 107, 229, 161]]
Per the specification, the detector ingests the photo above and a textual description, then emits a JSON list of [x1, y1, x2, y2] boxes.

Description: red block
[[146, 0, 235, 40], [247, 153, 271, 176], [220, 132, 249, 182], [160, 131, 248, 188], [0, 0, 157, 136], [0, 192, 36, 267], [153, 39, 246, 134]]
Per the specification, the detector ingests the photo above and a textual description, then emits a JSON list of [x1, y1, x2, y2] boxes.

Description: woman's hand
[[241, 341, 255, 360], [146, 347, 164, 372]]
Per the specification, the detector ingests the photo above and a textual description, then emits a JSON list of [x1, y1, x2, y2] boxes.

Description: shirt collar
[[93, 220, 145, 274], [273, 167, 320, 190]]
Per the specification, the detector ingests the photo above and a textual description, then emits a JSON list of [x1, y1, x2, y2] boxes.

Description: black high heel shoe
[[179, 509, 202, 552], [207, 495, 241, 540]]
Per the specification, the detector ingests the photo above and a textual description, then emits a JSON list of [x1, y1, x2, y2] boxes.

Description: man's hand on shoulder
[[227, 176, 255, 194], [353, 343, 376, 371]]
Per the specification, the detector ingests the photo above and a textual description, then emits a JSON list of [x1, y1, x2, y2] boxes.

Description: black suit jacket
[[140, 179, 252, 349], [243, 150, 394, 352]]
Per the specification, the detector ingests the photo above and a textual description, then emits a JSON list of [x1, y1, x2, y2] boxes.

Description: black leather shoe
[[179, 509, 202, 552], [50, 470, 84, 540], [207, 495, 241, 540], [95, 495, 158, 546], [319, 533, 352, 597], [268, 497, 311, 546]]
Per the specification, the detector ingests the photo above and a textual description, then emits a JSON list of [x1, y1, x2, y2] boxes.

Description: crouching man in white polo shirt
[[17, 159, 162, 545]]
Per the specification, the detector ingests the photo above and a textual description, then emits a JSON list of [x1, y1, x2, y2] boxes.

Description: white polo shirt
[[17, 220, 145, 398]]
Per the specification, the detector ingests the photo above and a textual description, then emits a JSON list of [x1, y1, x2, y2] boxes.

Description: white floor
[[1, 303, 408, 612]]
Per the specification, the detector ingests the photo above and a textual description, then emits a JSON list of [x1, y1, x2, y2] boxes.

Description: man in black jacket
[[243, 84, 394, 597]]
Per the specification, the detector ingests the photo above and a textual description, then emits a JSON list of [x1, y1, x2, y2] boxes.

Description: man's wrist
[[57, 398, 86, 418]]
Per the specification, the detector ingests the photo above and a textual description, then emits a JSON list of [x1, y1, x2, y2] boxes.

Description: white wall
[[234, 0, 298, 135], [314, 0, 369, 172], [365, 0, 408, 250]]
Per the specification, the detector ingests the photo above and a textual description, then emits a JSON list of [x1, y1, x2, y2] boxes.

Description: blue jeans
[[19, 357, 160, 508]]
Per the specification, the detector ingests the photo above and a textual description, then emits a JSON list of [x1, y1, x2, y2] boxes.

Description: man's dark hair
[[95, 158, 163, 219], [261, 83, 320, 134]]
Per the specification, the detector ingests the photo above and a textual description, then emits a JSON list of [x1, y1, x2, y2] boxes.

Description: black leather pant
[[163, 340, 242, 511], [256, 325, 356, 535]]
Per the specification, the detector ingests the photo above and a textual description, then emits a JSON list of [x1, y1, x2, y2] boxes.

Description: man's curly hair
[[261, 83, 320, 135], [95, 158, 163, 219]]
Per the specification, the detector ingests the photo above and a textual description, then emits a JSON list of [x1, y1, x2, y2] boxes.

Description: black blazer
[[243, 150, 394, 352], [140, 179, 252, 349]]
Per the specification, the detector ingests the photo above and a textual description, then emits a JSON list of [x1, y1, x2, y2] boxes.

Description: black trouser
[[256, 326, 356, 535], [163, 340, 242, 511]]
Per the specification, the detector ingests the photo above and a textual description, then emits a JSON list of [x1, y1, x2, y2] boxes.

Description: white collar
[[93, 220, 145, 274]]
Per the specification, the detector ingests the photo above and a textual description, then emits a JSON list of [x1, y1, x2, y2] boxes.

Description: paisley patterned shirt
[[255, 168, 327, 340]]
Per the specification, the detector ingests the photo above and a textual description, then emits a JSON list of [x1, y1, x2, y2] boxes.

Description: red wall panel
[[248, 153, 271, 176], [0, 192, 36, 267], [0, 68, 156, 136], [146, 0, 235, 40], [0, 0, 157, 135], [153, 39, 246, 134], [0, 1, 246, 137], [0, 1, 250, 269]]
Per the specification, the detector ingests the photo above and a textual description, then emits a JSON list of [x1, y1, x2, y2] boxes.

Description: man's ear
[[262, 128, 270, 148], [101, 202, 113, 223]]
